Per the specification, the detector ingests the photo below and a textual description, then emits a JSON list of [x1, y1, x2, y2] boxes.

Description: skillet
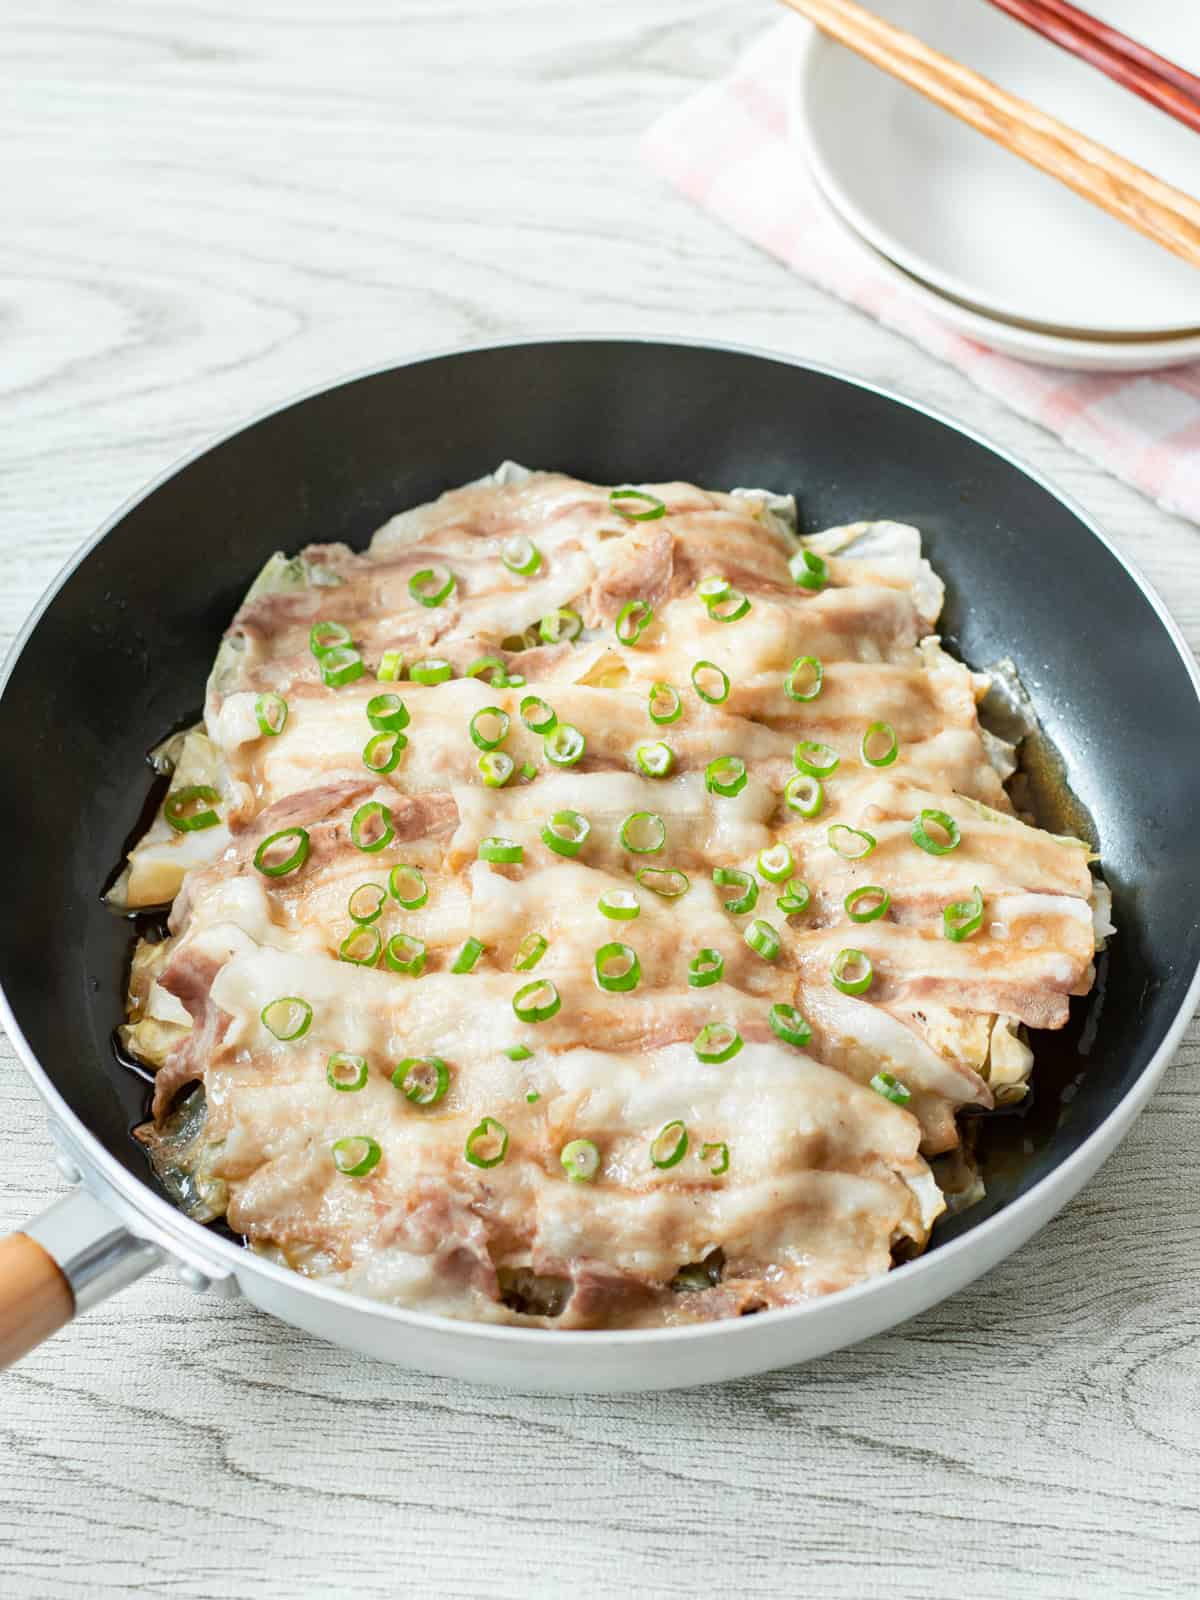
[[1, 337, 1198, 1391]]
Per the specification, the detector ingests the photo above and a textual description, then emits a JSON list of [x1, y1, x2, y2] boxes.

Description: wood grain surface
[[1, 3, 1197, 1596]]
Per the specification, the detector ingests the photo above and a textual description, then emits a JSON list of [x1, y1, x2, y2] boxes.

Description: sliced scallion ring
[[560, 1138, 600, 1183], [845, 885, 890, 923], [784, 772, 824, 818], [393, 1056, 449, 1106], [450, 936, 485, 973], [701, 1141, 730, 1177], [465, 654, 507, 686], [164, 786, 221, 833], [464, 1117, 509, 1169], [769, 1002, 811, 1048], [870, 1070, 912, 1107], [367, 692, 410, 733], [254, 692, 288, 737], [501, 535, 542, 576], [784, 655, 823, 702], [828, 823, 877, 860], [619, 811, 666, 854], [384, 932, 427, 976], [544, 722, 585, 767], [861, 720, 899, 768], [338, 925, 381, 967], [691, 659, 730, 705], [519, 694, 557, 734], [635, 740, 675, 778], [518, 760, 536, 782], [610, 486, 666, 522], [912, 808, 961, 855], [744, 919, 781, 961], [636, 865, 690, 898], [598, 888, 639, 921], [376, 649, 405, 682], [687, 948, 723, 988], [408, 564, 456, 608], [541, 810, 590, 858], [615, 598, 654, 646], [693, 1021, 744, 1064], [650, 1120, 688, 1169], [648, 682, 682, 725], [479, 837, 523, 864], [513, 931, 549, 971], [943, 884, 984, 942], [327, 1051, 369, 1092], [388, 863, 428, 909], [713, 866, 757, 915], [696, 575, 731, 605], [789, 547, 828, 592], [538, 606, 582, 644], [253, 826, 310, 878], [469, 706, 510, 752], [362, 730, 407, 774], [320, 646, 365, 688], [705, 588, 751, 623], [478, 750, 515, 788], [512, 978, 561, 1023], [260, 996, 313, 1041], [594, 941, 641, 993], [705, 755, 747, 797], [347, 882, 387, 924], [504, 1043, 533, 1061], [793, 740, 839, 778], [831, 947, 873, 996], [309, 620, 352, 657], [332, 1135, 381, 1177], [756, 842, 794, 883], [410, 657, 453, 686], [350, 800, 394, 853], [776, 877, 811, 915]]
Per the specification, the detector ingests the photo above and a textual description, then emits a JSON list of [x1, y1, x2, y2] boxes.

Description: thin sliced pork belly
[[121, 468, 1107, 1329]]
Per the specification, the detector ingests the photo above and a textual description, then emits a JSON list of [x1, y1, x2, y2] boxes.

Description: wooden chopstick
[[780, 0, 1200, 270], [984, 0, 1200, 136]]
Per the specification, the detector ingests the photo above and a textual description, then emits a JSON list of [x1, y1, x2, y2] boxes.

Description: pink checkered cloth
[[643, 20, 1200, 525]]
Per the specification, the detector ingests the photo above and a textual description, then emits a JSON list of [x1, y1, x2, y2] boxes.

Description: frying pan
[[1, 338, 1198, 1392]]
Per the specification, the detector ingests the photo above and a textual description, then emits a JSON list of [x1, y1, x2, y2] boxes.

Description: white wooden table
[[2, 4, 1198, 1595]]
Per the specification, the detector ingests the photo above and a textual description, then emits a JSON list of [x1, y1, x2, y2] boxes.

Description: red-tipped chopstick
[[983, 0, 1200, 136]]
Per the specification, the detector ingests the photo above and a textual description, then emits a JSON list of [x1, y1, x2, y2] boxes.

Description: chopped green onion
[[691, 659, 730, 705], [687, 948, 724, 988], [164, 786, 221, 833], [943, 884, 985, 942], [451, 937, 485, 973], [469, 707, 510, 752], [705, 755, 747, 797], [518, 760, 537, 781], [347, 882, 387, 924], [757, 842, 794, 883], [384, 932, 426, 976], [648, 682, 682, 725], [393, 1056, 449, 1106], [502, 671, 525, 688], [464, 1117, 509, 1169], [793, 740, 839, 778], [635, 740, 675, 778], [696, 575, 730, 604], [479, 837, 523, 864], [408, 564, 456, 608], [828, 823, 877, 860], [526, 1090, 540, 1102], [513, 931, 549, 971], [310, 620, 352, 657], [320, 646, 365, 688], [744, 919, 781, 961], [388, 863, 428, 909], [701, 1141, 730, 1177], [784, 773, 824, 818], [610, 486, 666, 522], [912, 808, 961, 855], [519, 695, 557, 734], [501, 535, 542, 576], [538, 606, 582, 644], [541, 810, 590, 858], [512, 979, 561, 1023], [338, 925, 381, 967], [784, 655, 823, 702], [693, 1021, 744, 1064], [777, 877, 811, 915], [376, 650, 405, 682], [253, 826, 310, 877], [367, 693, 410, 733], [615, 598, 654, 646], [254, 692, 288, 737], [332, 1135, 381, 1177], [505, 1044, 533, 1061], [713, 866, 757, 915], [560, 1138, 600, 1183], [350, 800, 394, 853], [466, 654, 507, 686], [650, 1120, 688, 1169], [544, 722, 585, 767], [831, 947, 873, 996], [478, 750, 515, 788], [260, 996, 312, 1041], [769, 1002, 812, 1048], [636, 865, 690, 898], [410, 657, 453, 686], [362, 730, 407, 773], [870, 1070, 912, 1107], [620, 811, 666, 854], [845, 885, 890, 923], [789, 547, 828, 592], [705, 588, 751, 623], [594, 941, 641, 993], [327, 1051, 369, 1092], [598, 888, 639, 921], [861, 720, 899, 768]]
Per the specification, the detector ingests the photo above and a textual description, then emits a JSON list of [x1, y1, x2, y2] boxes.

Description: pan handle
[[0, 1189, 161, 1368]]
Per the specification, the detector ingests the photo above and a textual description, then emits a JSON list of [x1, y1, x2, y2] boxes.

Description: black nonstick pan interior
[[1, 339, 1197, 1251]]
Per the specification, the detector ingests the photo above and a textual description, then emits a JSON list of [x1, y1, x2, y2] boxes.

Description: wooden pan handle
[[0, 1233, 74, 1368]]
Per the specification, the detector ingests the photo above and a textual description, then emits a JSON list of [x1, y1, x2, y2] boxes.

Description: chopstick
[[780, 0, 1200, 270], [984, 0, 1200, 136]]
